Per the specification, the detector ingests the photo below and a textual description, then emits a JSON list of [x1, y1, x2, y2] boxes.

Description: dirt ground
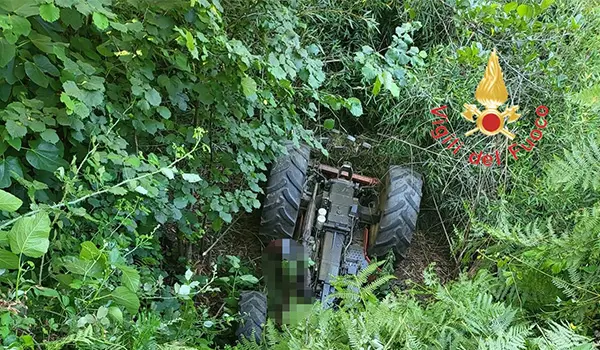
[[197, 210, 457, 287]]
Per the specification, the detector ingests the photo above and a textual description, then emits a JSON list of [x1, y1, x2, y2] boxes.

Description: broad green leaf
[[346, 97, 363, 117], [0, 39, 16, 68], [5, 120, 27, 138], [540, 0, 555, 10], [182, 173, 202, 183], [144, 88, 161, 107], [173, 197, 188, 209], [241, 76, 257, 101], [92, 12, 109, 30], [39, 3, 60, 22], [0, 231, 8, 246], [33, 55, 60, 77], [0, 0, 39, 17], [108, 187, 128, 195], [6, 137, 21, 151], [323, 118, 335, 130], [119, 265, 141, 292], [157, 106, 171, 119], [0, 157, 23, 189], [239, 274, 259, 284], [26, 140, 68, 172], [112, 286, 140, 314], [29, 32, 61, 54], [160, 168, 175, 179], [372, 75, 382, 96], [2, 16, 31, 43], [96, 306, 108, 319], [61, 8, 83, 30], [8, 212, 51, 258], [219, 211, 232, 223], [79, 241, 101, 260], [0, 249, 19, 269], [25, 62, 49, 88], [40, 129, 59, 144], [387, 82, 400, 97], [517, 4, 534, 18], [33, 287, 60, 298], [108, 306, 123, 323], [134, 186, 148, 195], [0, 189, 22, 212], [62, 256, 103, 278], [503, 2, 518, 12], [55, 0, 79, 7]]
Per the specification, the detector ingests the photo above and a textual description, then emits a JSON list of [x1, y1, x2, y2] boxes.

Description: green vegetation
[[0, 0, 598, 349]]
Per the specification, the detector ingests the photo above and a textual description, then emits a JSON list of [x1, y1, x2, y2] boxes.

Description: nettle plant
[[0, 0, 358, 347]]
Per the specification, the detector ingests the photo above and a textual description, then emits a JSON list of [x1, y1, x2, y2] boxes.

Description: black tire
[[236, 291, 267, 342], [259, 142, 310, 240], [369, 166, 423, 260]]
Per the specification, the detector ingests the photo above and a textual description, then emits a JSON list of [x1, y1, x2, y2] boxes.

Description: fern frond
[[547, 135, 600, 191], [534, 321, 594, 350], [361, 275, 396, 297], [354, 260, 386, 285]]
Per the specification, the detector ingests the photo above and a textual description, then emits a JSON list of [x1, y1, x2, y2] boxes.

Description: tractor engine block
[[315, 178, 368, 305]]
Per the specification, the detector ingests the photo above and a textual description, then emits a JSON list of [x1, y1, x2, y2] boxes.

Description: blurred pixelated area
[[194, 210, 456, 292], [263, 239, 313, 324]]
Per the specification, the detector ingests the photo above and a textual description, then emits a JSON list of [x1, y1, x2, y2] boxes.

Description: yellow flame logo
[[462, 49, 521, 140], [475, 50, 508, 109]]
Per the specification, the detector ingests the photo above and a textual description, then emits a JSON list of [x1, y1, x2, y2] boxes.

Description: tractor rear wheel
[[236, 291, 267, 342], [259, 142, 310, 240], [369, 166, 423, 260]]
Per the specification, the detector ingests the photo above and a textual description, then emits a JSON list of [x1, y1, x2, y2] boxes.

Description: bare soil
[[196, 210, 457, 287]]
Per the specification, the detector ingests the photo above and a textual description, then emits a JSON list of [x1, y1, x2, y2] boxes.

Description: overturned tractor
[[237, 143, 423, 341]]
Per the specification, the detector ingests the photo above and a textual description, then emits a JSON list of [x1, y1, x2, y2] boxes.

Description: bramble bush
[[0, 0, 364, 348]]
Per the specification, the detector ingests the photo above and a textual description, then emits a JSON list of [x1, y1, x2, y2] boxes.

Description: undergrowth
[[0, 0, 599, 348]]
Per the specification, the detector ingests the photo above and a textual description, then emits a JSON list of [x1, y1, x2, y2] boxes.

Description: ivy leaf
[[25, 62, 49, 88], [0, 249, 19, 269], [182, 173, 202, 183], [5, 120, 27, 139], [119, 265, 141, 292], [0, 39, 16, 68], [92, 12, 109, 30], [240, 76, 257, 101], [25, 140, 68, 172], [0, 189, 22, 212], [39, 3, 60, 22], [8, 212, 51, 258], [323, 118, 335, 130], [144, 88, 162, 107], [111, 286, 140, 314]]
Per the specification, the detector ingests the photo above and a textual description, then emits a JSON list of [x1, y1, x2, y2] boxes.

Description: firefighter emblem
[[462, 50, 520, 140]]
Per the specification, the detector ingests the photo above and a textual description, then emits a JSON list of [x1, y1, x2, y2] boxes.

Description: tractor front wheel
[[369, 166, 423, 260]]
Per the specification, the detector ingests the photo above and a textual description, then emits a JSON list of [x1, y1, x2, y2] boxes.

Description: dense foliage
[[0, 0, 599, 349]]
